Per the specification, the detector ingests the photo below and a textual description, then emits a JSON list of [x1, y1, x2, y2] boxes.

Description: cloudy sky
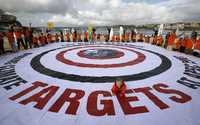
[[0, 0, 200, 27]]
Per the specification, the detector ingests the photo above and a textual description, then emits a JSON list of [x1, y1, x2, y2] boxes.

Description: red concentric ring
[[56, 46, 146, 68]]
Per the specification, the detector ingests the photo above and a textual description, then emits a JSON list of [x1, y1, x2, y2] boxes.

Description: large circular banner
[[0, 42, 200, 125]]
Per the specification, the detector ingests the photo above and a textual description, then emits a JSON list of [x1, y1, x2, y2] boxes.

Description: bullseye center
[[78, 49, 124, 59]]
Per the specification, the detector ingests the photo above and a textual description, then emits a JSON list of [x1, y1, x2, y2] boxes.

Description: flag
[[47, 22, 54, 30], [88, 24, 93, 41]]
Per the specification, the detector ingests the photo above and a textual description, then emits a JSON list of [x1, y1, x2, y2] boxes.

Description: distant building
[[164, 22, 200, 30], [0, 9, 22, 32]]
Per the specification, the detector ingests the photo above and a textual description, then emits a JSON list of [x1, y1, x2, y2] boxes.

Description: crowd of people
[[0, 27, 200, 58]]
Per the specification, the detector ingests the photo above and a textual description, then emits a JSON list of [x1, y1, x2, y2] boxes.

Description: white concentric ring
[[39, 45, 162, 77]]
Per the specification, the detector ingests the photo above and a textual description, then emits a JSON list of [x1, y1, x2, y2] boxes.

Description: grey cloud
[[0, 0, 77, 15], [0, 0, 199, 26]]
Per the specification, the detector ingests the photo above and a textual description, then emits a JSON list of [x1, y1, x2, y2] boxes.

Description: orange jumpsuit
[[47, 34, 52, 43], [168, 33, 176, 46], [121, 34, 125, 42], [116, 35, 120, 42], [138, 34, 144, 42], [72, 32, 76, 42], [111, 81, 127, 96], [92, 32, 96, 41], [184, 38, 193, 49], [194, 39, 200, 50], [125, 33, 130, 42], [157, 36, 163, 46], [84, 32, 88, 42], [66, 32, 70, 42], [7, 32, 14, 47], [32, 37, 38, 44], [15, 31, 22, 39], [77, 33, 82, 42], [112, 35, 115, 42], [55, 34, 59, 42]]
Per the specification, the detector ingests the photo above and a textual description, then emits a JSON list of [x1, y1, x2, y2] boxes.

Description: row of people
[[151, 31, 200, 57], [66, 30, 200, 57], [1, 29, 200, 58], [0, 28, 65, 54]]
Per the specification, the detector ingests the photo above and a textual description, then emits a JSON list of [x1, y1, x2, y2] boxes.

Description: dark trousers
[[193, 52, 200, 58], [179, 46, 185, 53], [25, 37, 32, 49], [17, 38, 26, 50], [138, 39, 144, 42], [84, 39, 88, 42], [33, 43, 39, 48], [0, 40, 5, 54], [132, 39, 136, 42]]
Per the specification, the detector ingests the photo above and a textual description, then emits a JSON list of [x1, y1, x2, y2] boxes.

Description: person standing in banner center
[[111, 78, 127, 98]]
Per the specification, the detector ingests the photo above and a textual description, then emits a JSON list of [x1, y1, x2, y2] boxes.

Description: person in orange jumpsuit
[[65, 32, 70, 42], [97, 34, 101, 41], [111, 35, 115, 42], [15, 29, 26, 50], [125, 32, 130, 42], [42, 33, 48, 45], [39, 33, 46, 46], [0, 32, 5, 54], [174, 38, 182, 51], [157, 35, 163, 46], [7, 29, 17, 52], [32, 35, 39, 48], [72, 31, 77, 42], [138, 34, 144, 42], [145, 35, 150, 43], [32, 36, 39, 47], [55, 33, 59, 42], [131, 31, 136, 42], [179, 37, 186, 53], [116, 35, 120, 42], [24, 28, 33, 49], [77, 32, 82, 42], [111, 78, 127, 97], [121, 34, 125, 42], [72, 32, 76, 42], [60, 31, 64, 42], [152, 35, 157, 45], [91, 31, 96, 42], [104, 34, 109, 42], [193, 38, 200, 57], [84, 31, 88, 42], [167, 31, 176, 50], [184, 36, 193, 54], [47, 33, 52, 43]]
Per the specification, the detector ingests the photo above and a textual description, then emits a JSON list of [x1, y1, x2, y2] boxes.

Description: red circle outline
[[77, 49, 125, 60], [56, 46, 146, 68]]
